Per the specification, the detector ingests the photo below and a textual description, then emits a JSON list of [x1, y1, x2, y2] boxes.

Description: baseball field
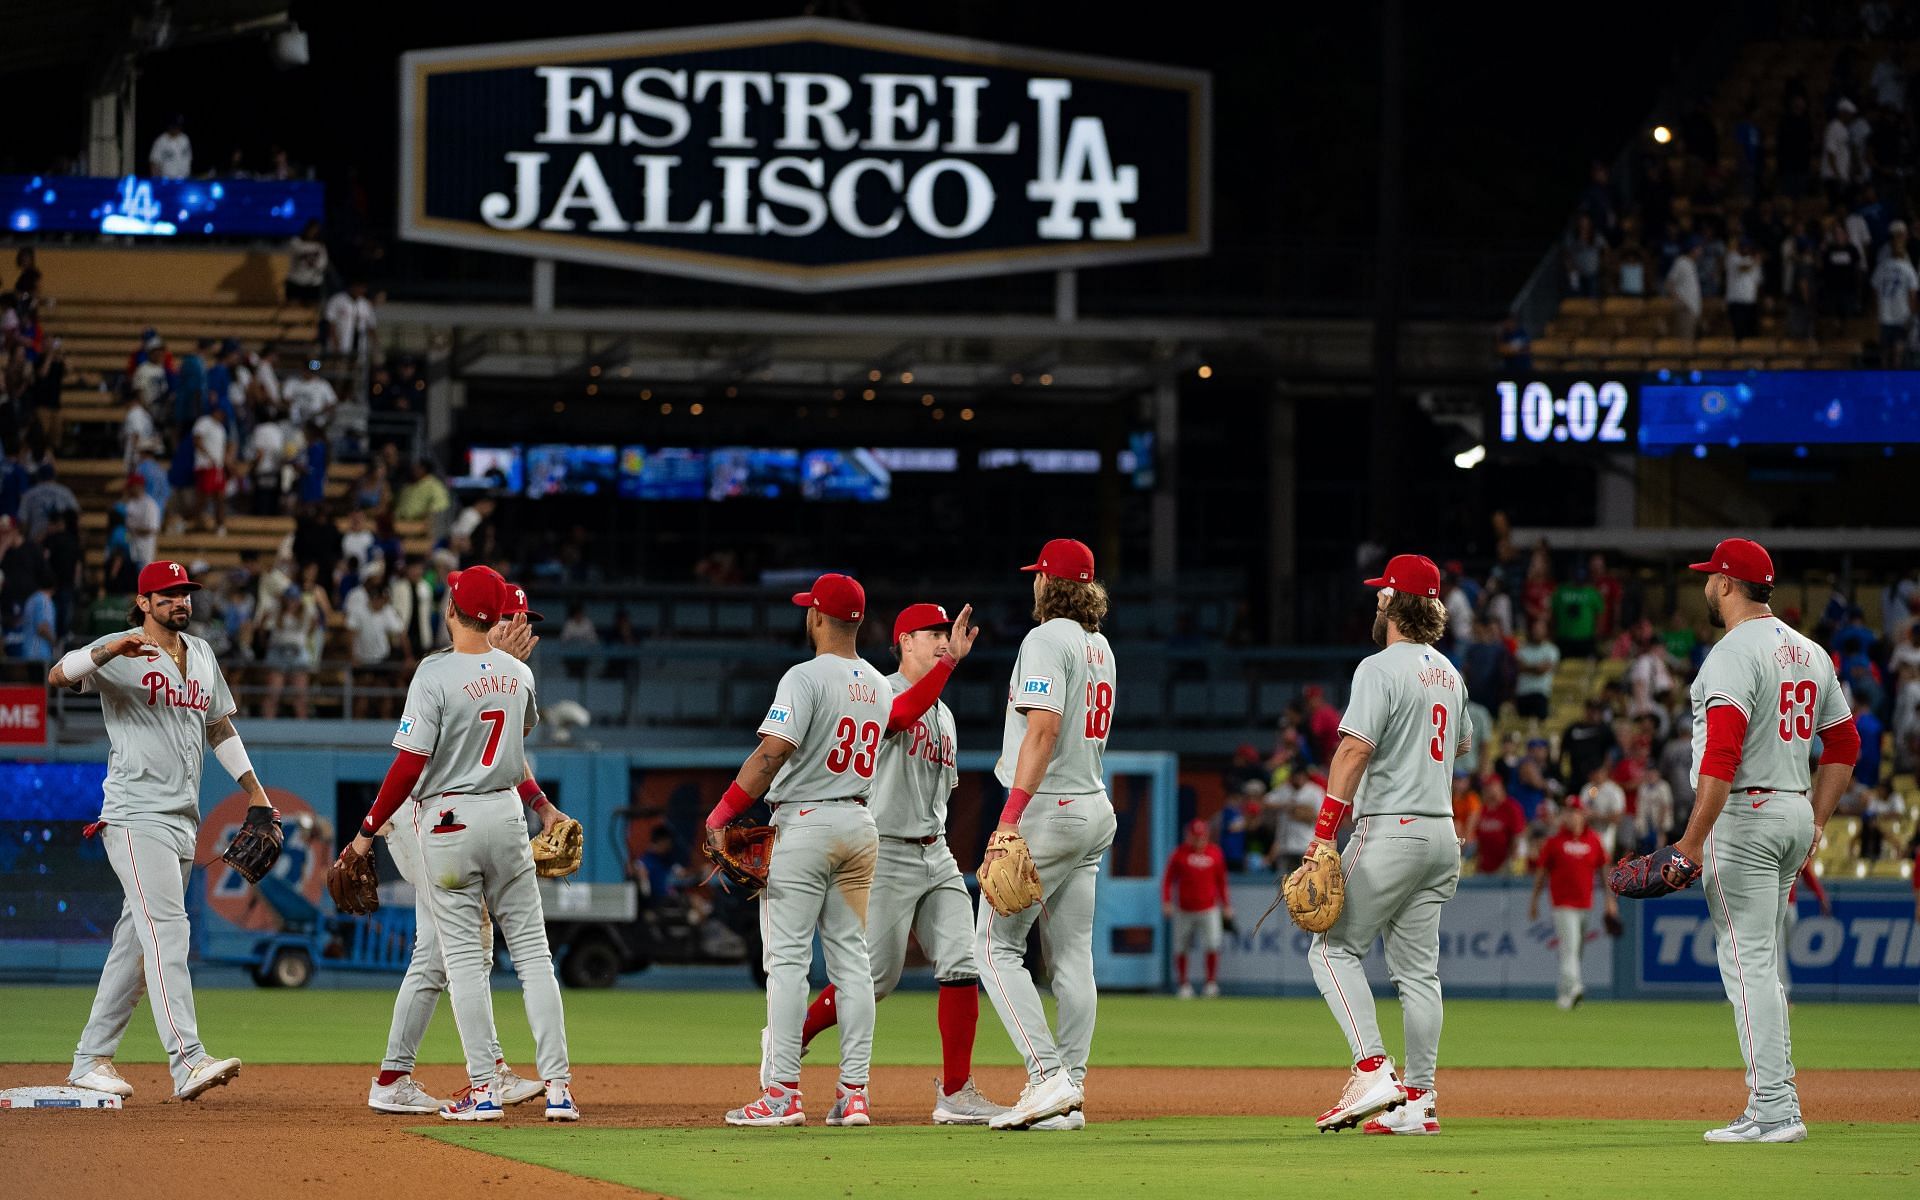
[[6, 987, 1918, 1198]]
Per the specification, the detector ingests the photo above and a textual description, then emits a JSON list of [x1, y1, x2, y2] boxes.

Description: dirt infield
[[9, 1063, 1918, 1198]]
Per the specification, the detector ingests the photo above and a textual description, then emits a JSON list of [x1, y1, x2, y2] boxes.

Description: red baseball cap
[[1564, 795, 1585, 812], [1363, 553, 1442, 597], [137, 560, 201, 593], [892, 602, 950, 643], [447, 565, 509, 623], [1688, 538, 1775, 586], [1187, 819, 1208, 838], [793, 573, 865, 622], [503, 581, 545, 622], [1021, 538, 1095, 581]]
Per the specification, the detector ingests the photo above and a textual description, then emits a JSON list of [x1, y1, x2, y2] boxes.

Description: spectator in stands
[[1820, 215, 1866, 318], [1579, 161, 1617, 237], [1664, 237, 1703, 340], [1850, 694, 1885, 790], [190, 398, 228, 535], [293, 421, 330, 506], [12, 248, 40, 309], [1634, 762, 1675, 854], [1615, 241, 1648, 297], [352, 459, 390, 514], [19, 568, 57, 661], [282, 357, 338, 431], [1550, 568, 1603, 659], [247, 405, 290, 516], [42, 509, 79, 638], [15, 459, 76, 545], [0, 515, 31, 627], [1871, 223, 1918, 365], [324, 280, 379, 364], [1563, 213, 1604, 297], [1627, 628, 1676, 719], [1725, 237, 1763, 340], [1450, 771, 1481, 841], [393, 458, 452, 531], [1301, 683, 1341, 765], [1471, 775, 1527, 874], [1461, 617, 1514, 714], [344, 569, 406, 718], [120, 473, 160, 569], [1587, 553, 1623, 638], [1479, 573, 1515, 640], [1577, 762, 1627, 856], [149, 114, 192, 180], [1559, 696, 1618, 788], [561, 601, 600, 645], [1861, 780, 1904, 860], [1732, 101, 1764, 196], [1513, 617, 1559, 725], [633, 825, 687, 902], [290, 505, 342, 577], [338, 507, 377, 572], [1496, 314, 1531, 370], [1268, 772, 1318, 876], [248, 345, 282, 412], [1460, 693, 1494, 778], [119, 388, 157, 471], [286, 220, 330, 305], [449, 495, 495, 562], [1442, 564, 1475, 649], [391, 555, 437, 663], [1823, 99, 1856, 199], [259, 584, 320, 720]]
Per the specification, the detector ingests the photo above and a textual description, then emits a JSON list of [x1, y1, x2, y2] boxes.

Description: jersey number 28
[[1084, 681, 1114, 740], [1777, 681, 1817, 741], [826, 717, 882, 778]]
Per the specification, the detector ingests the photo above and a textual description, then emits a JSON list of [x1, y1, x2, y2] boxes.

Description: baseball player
[[367, 582, 550, 1115], [706, 575, 973, 1127], [977, 538, 1117, 1133], [1162, 818, 1232, 999], [54, 560, 267, 1101], [790, 602, 1007, 1125], [1669, 538, 1857, 1144], [340, 566, 579, 1122], [1528, 796, 1616, 1010], [1307, 554, 1468, 1136]]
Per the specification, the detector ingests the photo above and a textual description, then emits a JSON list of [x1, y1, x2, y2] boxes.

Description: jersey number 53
[[826, 716, 882, 778]]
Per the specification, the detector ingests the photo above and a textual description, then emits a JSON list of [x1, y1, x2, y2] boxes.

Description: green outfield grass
[[4, 987, 1917, 1069], [423, 1118, 1920, 1199]]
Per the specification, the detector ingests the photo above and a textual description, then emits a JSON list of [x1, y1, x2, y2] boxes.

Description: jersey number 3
[[826, 717, 882, 778], [1428, 703, 1448, 762], [1777, 680, 1817, 741]]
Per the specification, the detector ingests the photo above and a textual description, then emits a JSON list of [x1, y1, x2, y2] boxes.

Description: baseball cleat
[[544, 1079, 580, 1122], [70, 1060, 133, 1098], [177, 1056, 242, 1101], [988, 1070, 1083, 1131], [367, 1074, 442, 1114], [932, 1077, 1010, 1125], [1703, 1117, 1806, 1143], [1031, 1110, 1086, 1131], [1176, 983, 1195, 1000], [1363, 1086, 1439, 1135], [494, 1064, 545, 1106], [727, 1083, 805, 1127], [1315, 1056, 1406, 1132], [439, 1083, 505, 1121], [826, 1082, 871, 1127], [1203, 981, 1221, 998]]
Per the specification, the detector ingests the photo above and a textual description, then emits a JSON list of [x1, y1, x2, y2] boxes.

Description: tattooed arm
[[703, 734, 796, 830], [48, 633, 153, 691]]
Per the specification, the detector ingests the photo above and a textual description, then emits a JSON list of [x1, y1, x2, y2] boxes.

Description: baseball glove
[[1603, 910, 1625, 937], [531, 817, 583, 878], [1607, 845, 1702, 899], [221, 805, 283, 885], [1268, 841, 1345, 934], [979, 831, 1043, 917], [703, 823, 775, 891], [327, 843, 381, 914]]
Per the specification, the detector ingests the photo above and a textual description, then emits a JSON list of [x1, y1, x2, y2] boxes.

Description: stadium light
[[1652, 125, 1673, 144], [1197, 364, 1213, 379], [1452, 443, 1486, 470]]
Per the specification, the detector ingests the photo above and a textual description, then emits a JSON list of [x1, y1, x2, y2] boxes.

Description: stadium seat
[[1571, 337, 1612, 360], [1171, 680, 1209, 723], [1558, 298, 1601, 319], [669, 602, 714, 635], [1651, 337, 1692, 358], [679, 681, 723, 722], [631, 686, 677, 723], [1610, 336, 1655, 358], [713, 602, 757, 635], [1208, 681, 1249, 721]]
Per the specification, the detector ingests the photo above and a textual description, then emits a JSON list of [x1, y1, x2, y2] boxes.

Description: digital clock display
[[1494, 377, 1637, 447]]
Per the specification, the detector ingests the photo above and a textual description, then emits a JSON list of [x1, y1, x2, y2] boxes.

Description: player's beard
[[1371, 610, 1389, 646], [1705, 589, 1725, 629], [150, 605, 190, 633]]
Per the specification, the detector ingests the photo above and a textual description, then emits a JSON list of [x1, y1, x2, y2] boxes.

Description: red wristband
[[999, 787, 1034, 826], [1313, 794, 1349, 841], [516, 778, 548, 810], [706, 782, 754, 829]]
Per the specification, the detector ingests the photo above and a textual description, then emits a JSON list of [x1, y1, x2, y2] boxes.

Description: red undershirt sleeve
[[360, 749, 430, 837], [887, 656, 955, 734], [1699, 703, 1749, 783]]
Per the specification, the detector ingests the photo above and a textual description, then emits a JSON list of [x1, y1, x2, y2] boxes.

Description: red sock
[[1356, 1054, 1387, 1072], [801, 984, 839, 1046], [1175, 953, 1188, 985], [375, 1069, 407, 1086], [1205, 951, 1219, 983], [937, 982, 979, 1096]]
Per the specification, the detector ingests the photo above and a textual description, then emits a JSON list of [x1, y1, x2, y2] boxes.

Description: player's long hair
[[1035, 576, 1109, 632], [1385, 592, 1446, 645]]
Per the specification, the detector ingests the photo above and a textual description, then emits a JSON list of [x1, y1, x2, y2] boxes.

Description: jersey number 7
[[479, 708, 507, 767]]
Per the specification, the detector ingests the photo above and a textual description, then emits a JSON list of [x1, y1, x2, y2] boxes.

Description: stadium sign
[[399, 18, 1210, 291]]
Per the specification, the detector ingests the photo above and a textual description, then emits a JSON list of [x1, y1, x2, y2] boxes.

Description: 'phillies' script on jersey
[[141, 672, 214, 712]]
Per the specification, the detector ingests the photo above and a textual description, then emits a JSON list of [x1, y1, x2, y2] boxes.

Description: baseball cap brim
[[791, 591, 817, 608], [1361, 574, 1390, 588], [1686, 561, 1718, 574]]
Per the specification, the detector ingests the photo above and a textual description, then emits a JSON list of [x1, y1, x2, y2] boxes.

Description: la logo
[[1027, 80, 1139, 241]]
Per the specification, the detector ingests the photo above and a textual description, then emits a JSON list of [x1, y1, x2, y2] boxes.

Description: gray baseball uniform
[[394, 649, 568, 1090], [1311, 640, 1470, 1091], [1687, 616, 1847, 1124], [69, 629, 238, 1096], [757, 653, 888, 1087], [979, 618, 1117, 1087], [865, 674, 973, 998]]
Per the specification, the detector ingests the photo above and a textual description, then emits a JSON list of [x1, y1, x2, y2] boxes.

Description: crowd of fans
[[1211, 537, 1920, 877], [1503, 15, 1920, 366]]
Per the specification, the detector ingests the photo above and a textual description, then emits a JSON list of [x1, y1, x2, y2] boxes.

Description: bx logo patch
[[397, 716, 416, 737], [764, 705, 792, 724], [1021, 677, 1054, 697]]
